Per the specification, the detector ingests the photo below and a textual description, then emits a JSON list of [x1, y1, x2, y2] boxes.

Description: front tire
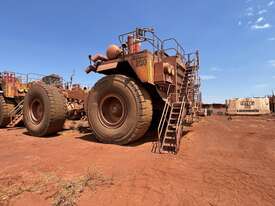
[[23, 83, 66, 136], [87, 75, 153, 145]]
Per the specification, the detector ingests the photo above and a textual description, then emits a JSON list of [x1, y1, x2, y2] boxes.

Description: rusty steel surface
[[0, 71, 88, 127], [0, 72, 29, 99], [86, 27, 202, 152], [39, 74, 88, 120], [86, 28, 194, 95]]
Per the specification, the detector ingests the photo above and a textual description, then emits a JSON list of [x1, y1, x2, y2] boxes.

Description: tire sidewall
[[23, 84, 51, 136], [88, 76, 140, 144], [0, 96, 6, 126]]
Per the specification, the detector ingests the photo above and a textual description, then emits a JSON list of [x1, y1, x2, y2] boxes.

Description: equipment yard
[[0, 116, 274, 206]]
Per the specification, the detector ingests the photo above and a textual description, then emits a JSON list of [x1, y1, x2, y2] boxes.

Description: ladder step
[[7, 115, 23, 127], [162, 144, 176, 148], [166, 133, 176, 137], [169, 121, 177, 125], [171, 114, 179, 118], [172, 109, 181, 112], [164, 135, 176, 139], [166, 129, 176, 132], [166, 131, 176, 135], [161, 145, 176, 153], [164, 139, 176, 144], [164, 136, 176, 141], [167, 125, 176, 130]]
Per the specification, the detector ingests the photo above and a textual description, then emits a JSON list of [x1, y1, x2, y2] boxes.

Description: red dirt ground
[[0, 116, 275, 206]]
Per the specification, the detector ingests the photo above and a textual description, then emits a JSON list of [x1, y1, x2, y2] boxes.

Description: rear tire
[[87, 75, 153, 145], [0, 95, 14, 128], [23, 83, 66, 136]]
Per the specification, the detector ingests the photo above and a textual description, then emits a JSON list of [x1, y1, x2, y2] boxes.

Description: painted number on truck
[[132, 55, 147, 67]]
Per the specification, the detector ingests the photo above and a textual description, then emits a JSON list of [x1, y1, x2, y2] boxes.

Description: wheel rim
[[29, 98, 44, 124], [99, 94, 127, 128]]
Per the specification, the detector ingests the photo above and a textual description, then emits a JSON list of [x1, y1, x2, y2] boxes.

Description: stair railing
[[175, 95, 186, 153], [157, 84, 173, 152], [174, 69, 188, 153], [9, 100, 24, 123]]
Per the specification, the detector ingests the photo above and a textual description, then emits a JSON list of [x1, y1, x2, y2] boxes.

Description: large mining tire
[[23, 83, 66, 136], [87, 75, 153, 145], [0, 95, 14, 128]]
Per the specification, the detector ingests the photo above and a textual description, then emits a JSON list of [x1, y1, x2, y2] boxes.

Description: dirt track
[[0, 116, 275, 206]]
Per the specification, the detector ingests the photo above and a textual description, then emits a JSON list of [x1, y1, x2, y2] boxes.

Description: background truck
[[23, 74, 88, 136], [0, 71, 87, 131], [0, 72, 29, 127]]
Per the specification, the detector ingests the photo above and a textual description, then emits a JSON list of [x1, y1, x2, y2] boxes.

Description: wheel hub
[[99, 95, 127, 127], [29, 98, 44, 124]]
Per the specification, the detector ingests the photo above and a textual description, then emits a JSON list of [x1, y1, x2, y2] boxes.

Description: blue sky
[[0, 0, 275, 103]]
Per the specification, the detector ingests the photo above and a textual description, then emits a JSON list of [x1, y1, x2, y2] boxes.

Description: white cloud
[[246, 7, 253, 12], [256, 17, 264, 23], [258, 9, 267, 14], [269, 60, 275, 67], [210, 67, 222, 72], [245, 7, 254, 16], [251, 23, 271, 30], [238, 21, 242, 26], [255, 83, 268, 88], [268, 37, 275, 41], [200, 75, 216, 80], [268, 1, 274, 6]]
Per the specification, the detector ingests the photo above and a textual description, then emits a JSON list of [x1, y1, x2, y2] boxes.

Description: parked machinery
[[22, 28, 201, 153], [269, 95, 275, 113], [226, 97, 270, 115], [23, 74, 87, 136], [0, 72, 29, 127], [85, 28, 201, 153]]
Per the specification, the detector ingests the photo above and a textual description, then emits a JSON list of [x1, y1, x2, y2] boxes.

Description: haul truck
[[24, 28, 201, 153]]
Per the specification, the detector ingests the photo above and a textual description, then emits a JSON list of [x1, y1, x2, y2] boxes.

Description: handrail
[[157, 84, 174, 151], [174, 65, 188, 152], [118, 28, 186, 64], [118, 27, 163, 53], [175, 95, 186, 152], [185, 50, 199, 67], [9, 100, 24, 122], [162, 38, 185, 60]]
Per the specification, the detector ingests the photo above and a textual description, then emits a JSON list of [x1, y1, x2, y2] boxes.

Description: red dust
[[0, 116, 275, 206]]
